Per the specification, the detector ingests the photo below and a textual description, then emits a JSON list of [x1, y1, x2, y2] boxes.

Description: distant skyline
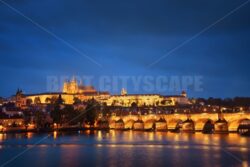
[[0, 0, 250, 98]]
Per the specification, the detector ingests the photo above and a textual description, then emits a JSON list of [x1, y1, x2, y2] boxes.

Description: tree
[[102, 102, 110, 118], [62, 105, 79, 125], [75, 107, 87, 126], [56, 94, 64, 105], [23, 110, 31, 130], [34, 111, 46, 129], [84, 99, 100, 127], [50, 95, 64, 125], [50, 104, 62, 125], [73, 97, 81, 105]]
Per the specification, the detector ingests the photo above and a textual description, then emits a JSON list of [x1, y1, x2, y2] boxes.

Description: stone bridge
[[97, 112, 250, 133]]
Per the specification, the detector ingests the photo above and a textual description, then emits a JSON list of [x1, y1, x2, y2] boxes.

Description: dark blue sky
[[0, 0, 250, 98]]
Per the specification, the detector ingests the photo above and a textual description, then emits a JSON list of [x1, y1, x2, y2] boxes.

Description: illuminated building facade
[[63, 77, 97, 94], [105, 90, 190, 107], [22, 77, 190, 106]]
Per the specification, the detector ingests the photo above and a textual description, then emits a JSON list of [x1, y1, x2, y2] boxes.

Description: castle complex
[[22, 77, 190, 107]]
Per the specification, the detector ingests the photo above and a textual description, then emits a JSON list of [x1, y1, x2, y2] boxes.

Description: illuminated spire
[[72, 75, 77, 82], [121, 88, 127, 95]]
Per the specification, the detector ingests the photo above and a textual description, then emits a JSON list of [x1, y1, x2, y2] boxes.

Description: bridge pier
[[181, 119, 195, 132], [114, 119, 125, 130]]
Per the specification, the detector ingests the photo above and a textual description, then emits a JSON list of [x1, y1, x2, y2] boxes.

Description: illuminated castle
[[63, 77, 97, 94], [22, 77, 190, 106]]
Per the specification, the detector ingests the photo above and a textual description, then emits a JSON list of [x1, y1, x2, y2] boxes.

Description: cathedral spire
[[121, 88, 127, 95], [79, 78, 83, 85], [72, 75, 77, 82]]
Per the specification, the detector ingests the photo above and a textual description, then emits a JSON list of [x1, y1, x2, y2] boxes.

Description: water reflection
[[0, 133, 6, 142], [0, 131, 249, 167], [26, 132, 33, 139], [53, 131, 58, 139]]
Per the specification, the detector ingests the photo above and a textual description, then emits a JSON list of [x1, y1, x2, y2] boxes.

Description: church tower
[[63, 81, 69, 93], [63, 76, 79, 94], [121, 88, 127, 96], [69, 76, 78, 94], [181, 90, 187, 97]]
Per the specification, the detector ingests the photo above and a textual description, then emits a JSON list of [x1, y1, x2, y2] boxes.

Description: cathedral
[[63, 77, 97, 95]]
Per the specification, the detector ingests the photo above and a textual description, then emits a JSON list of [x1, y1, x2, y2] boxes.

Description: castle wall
[[26, 94, 74, 104]]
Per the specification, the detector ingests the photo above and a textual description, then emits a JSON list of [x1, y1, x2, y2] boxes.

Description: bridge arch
[[168, 119, 183, 131], [182, 119, 195, 132], [133, 119, 144, 130], [115, 119, 125, 129], [214, 119, 228, 133], [228, 118, 250, 132], [124, 119, 135, 129], [109, 120, 116, 129], [144, 119, 156, 130], [195, 119, 214, 133], [155, 118, 167, 131]]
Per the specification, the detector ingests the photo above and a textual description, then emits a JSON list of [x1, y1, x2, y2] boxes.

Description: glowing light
[[242, 161, 249, 167], [0, 133, 5, 141], [27, 132, 33, 139], [97, 131, 102, 141], [148, 132, 154, 141], [53, 131, 57, 139], [53, 123, 57, 129]]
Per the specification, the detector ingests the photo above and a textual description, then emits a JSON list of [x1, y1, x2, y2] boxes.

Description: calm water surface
[[0, 131, 249, 167]]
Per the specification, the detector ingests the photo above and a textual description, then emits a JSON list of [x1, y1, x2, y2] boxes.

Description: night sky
[[0, 0, 250, 98]]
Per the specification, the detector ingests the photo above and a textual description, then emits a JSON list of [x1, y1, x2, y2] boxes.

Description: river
[[0, 131, 249, 167]]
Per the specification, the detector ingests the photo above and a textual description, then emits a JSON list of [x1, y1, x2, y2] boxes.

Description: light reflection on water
[[0, 131, 249, 167]]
